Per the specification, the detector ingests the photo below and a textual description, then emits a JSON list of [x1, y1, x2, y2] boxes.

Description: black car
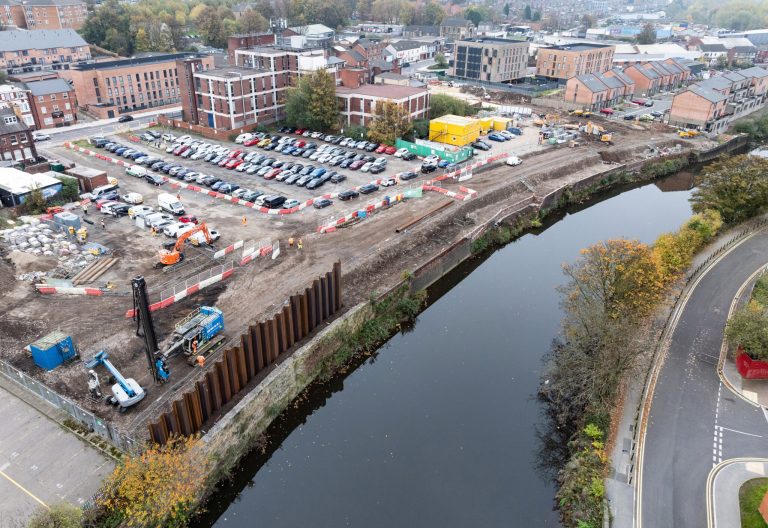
[[118, 115, 134, 123], [471, 140, 491, 151], [340, 159, 353, 169], [370, 164, 385, 174], [399, 171, 418, 181], [151, 161, 166, 171], [313, 198, 333, 209], [91, 137, 109, 148], [338, 189, 359, 200], [109, 203, 131, 217], [402, 152, 417, 161], [204, 177, 222, 187], [421, 164, 437, 174], [146, 174, 165, 186], [364, 142, 379, 152], [623, 114, 636, 121], [651, 111, 664, 118], [359, 183, 378, 194], [330, 173, 347, 183]]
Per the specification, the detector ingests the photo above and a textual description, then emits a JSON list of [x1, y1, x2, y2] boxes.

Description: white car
[[394, 147, 409, 158], [506, 156, 523, 166], [163, 222, 195, 238], [235, 133, 254, 144], [423, 154, 440, 165], [177, 135, 193, 144], [498, 131, 516, 140], [33, 132, 51, 141], [128, 205, 153, 216], [166, 142, 181, 153], [161, 133, 176, 142], [361, 162, 373, 172], [121, 192, 143, 204], [380, 177, 397, 187], [99, 201, 120, 214]]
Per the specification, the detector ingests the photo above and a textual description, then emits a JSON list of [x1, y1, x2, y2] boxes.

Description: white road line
[[718, 426, 763, 438]]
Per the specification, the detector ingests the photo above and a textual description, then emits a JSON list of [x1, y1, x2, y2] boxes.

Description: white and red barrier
[[317, 196, 399, 234], [239, 240, 278, 266], [35, 284, 107, 296], [124, 265, 234, 318], [213, 240, 244, 259]]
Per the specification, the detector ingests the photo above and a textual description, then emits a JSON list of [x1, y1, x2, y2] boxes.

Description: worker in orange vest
[[195, 355, 205, 368], [288, 237, 294, 248], [242, 215, 247, 226]]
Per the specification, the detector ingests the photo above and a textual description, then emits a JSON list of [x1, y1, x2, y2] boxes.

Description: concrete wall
[[410, 238, 471, 292]]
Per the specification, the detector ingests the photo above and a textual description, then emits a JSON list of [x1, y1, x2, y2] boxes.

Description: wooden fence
[[148, 262, 342, 444]]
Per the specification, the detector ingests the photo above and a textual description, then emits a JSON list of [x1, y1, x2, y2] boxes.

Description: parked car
[[421, 163, 437, 174], [623, 114, 636, 121], [117, 114, 134, 122], [471, 140, 491, 151], [179, 214, 198, 224], [370, 164, 385, 174], [338, 189, 359, 200], [33, 132, 51, 141], [506, 156, 523, 166], [487, 133, 507, 142], [359, 183, 378, 194], [121, 192, 143, 204], [283, 199, 301, 209], [380, 177, 396, 187], [398, 171, 418, 181], [402, 152, 417, 161], [313, 198, 333, 209], [146, 174, 166, 186], [600, 108, 614, 115]]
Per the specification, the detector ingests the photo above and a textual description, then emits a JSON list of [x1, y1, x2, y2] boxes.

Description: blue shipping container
[[29, 331, 77, 370]]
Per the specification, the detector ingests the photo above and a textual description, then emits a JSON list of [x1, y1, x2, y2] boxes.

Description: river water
[[193, 173, 695, 527]]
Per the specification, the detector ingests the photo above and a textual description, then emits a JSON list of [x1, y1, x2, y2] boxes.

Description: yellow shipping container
[[479, 117, 493, 133], [428, 114, 481, 147], [492, 117, 512, 131]]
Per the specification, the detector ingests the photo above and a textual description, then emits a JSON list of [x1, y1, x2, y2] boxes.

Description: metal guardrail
[[0, 358, 140, 454], [626, 217, 768, 485]]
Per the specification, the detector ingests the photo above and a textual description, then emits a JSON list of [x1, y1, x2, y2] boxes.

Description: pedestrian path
[[709, 459, 768, 528]]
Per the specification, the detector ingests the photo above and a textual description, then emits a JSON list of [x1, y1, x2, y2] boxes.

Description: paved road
[[640, 229, 768, 527], [401, 58, 437, 75], [0, 384, 114, 523]]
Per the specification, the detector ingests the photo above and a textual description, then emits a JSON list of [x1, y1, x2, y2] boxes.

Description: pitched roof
[[327, 56, 345, 65], [575, 73, 608, 93], [0, 108, 30, 134], [23, 78, 71, 96], [340, 48, 365, 62], [607, 68, 635, 86], [740, 66, 768, 79], [700, 43, 727, 52], [371, 58, 395, 71], [289, 24, 334, 37], [722, 71, 747, 82], [441, 17, 472, 27], [596, 73, 623, 89], [686, 84, 728, 103], [0, 29, 86, 52], [697, 76, 733, 91], [390, 40, 423, 51]]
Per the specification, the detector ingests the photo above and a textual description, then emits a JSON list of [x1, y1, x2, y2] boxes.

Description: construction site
[[0, 105, 736, 449]]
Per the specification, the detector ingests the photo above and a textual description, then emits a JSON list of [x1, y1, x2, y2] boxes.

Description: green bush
[[726, 302, 768, 360], [29, 503, 83, 528]]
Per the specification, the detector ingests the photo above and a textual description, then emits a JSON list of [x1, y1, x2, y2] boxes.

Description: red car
[[173, 144, 188, 156], [295, 128, 305, 135], [384, 146, 397, 155], [264, 168, 282, 180], [375, 144, 387, 153], [600, 108, 614, 115], [95, 199, 117, 210], [295, 140, 306, 148], [244, 138, 260, 146], [228, 150, 242, 158], [349, 160, 365, 170], [179, 214, 198, 224], [226, 159, 243, 169]]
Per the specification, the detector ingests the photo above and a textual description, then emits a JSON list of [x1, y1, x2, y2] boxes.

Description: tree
[[503, 3, 509, 17], [29, 503, 82, 528], [372, 0, 404, 23], [637, 23, 657, 45], [690, 155, 768, 224], [24, 186, 48, 214], [80, 0, 133, 55], [581, 14, 595, 28], [532, 9, 541, 21], [238, 8, 268, 33], [726, 302, 768, 360], [429, 93, 477, 118], [197, 6, 229, 48], [367, 100, 412, 145], [56, 176, 81, 202], [464, 6, 491, 26], [434, 52, 448, 68], [422, 0, 445, 24], [523, 4, 531, 19], [284, 69, 339, 131], [97, 436, 209, 528], [652, 210, 722, 281]]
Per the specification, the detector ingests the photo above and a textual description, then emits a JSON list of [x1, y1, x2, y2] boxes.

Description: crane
[[84, 351, 146, 412], [157, 222, 212, 267]]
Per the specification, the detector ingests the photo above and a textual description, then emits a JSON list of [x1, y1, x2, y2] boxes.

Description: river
[[193, 172, 695, 527]]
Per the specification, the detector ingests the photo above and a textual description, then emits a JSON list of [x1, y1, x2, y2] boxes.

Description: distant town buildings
[[0, 0, 88, 30], [0, 29, 90, 72], [536, 43, 615, 80], [450, 38, 529, 83], [336, 83, 429, 127], [440, 18, 476, 41]]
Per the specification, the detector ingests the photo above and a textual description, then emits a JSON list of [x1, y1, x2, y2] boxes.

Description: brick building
[[25, 77, 77, 128], [0, 28, 90, 72], [0, 108, 37, 162], [65, 53, 214, 119], [0, 0, 88, 30], [336, 83, 429, 127], [535, 43, 615, 80], [0, 83, 35, 127], [226, 32, 277, 65], [450, 38, 529, 83], [440, 17, 476, 40]]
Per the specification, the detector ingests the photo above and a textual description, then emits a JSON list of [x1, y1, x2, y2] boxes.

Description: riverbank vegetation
[[544, 210, 724, 526], [691, 155, 768, 224], [726, 274, 768, 360]]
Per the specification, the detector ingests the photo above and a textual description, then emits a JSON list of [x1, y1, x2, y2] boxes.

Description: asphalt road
[[640, 228, 768, 527]]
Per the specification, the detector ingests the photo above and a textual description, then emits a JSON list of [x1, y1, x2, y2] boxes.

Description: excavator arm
[[158, 222, 212, 266]]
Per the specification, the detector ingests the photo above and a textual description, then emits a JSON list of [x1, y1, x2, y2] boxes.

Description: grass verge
[[740, 478, 768, 528]]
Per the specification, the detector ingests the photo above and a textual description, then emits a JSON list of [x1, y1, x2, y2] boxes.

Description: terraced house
[[0, 28, 90, 72], [0, 0, 88, 30]]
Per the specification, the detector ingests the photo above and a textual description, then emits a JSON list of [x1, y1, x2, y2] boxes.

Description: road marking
[[0, 468, 49, 510], [718, 426, 763, 438], [713, 383, 724, 466]]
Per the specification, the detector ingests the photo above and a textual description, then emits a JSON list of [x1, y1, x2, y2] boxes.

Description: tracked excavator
[[156, 222, 212, 267]]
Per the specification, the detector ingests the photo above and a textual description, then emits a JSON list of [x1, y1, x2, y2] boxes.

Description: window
[[65, 102, 70, 110], [62, 93, 68, 99], [52, 105, 59, 111], [40, 106, 47, 114], [50, 94, 56, 100], [9, 134, 17, 145], [38, 96, 44, 102], [44, 117, 53, 125], [20, 134, 27, 143]]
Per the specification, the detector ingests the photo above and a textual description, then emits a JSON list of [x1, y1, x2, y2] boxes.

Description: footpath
[[606, 216, 768, 528]]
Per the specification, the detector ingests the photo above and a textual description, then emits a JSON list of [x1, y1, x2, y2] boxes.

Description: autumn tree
[[372, 0, 404, 23], [197, 5, 233, 48], [97, 436, 209, 528], [690, 155, 768, 224], [653, 209, 722, 280], [238, 8, 268, 34], [29, 503, 82, 528], [726, 301, 768, 360], [284, 69, 339, 131], [367, 100, 412, 145], [637, 23, 657, 44], [422, 0, 445, 24]]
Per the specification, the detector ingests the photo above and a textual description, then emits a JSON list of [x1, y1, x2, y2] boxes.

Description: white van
[[90, 184, 119, 199], [158, 193, 185, 215], [126, 165, 147, 178]]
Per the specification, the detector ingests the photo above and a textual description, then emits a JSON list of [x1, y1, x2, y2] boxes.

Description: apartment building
[[0, 28, 90, 72], [226, 32, 277, 65], [669, 66, 768, 133], [0, 83, 35, 127], [535, 43, 615, 80], [336, 83, 429, 127], [440, 18, 476, 40], [450, 38, 529, 83], [0, 107, 37, 162], [0, 0, 88, 30], [25, 77, 76, 128], [66, 53, 214, 119]]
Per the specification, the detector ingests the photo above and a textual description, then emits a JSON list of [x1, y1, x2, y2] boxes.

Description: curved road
[[640, 229, 768, 527]]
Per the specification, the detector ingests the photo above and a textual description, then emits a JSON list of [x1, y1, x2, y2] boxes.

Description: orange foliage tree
[[97, 436, 209, 528]]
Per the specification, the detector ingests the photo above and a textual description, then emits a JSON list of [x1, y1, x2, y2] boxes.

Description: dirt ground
[[0, 114, 708, 438]]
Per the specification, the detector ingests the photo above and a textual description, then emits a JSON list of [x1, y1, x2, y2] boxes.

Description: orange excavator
[[157, 222, 212, 267]]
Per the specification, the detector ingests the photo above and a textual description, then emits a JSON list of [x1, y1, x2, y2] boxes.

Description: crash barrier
[[213, 240, 244, 260], [736, 349, 768, 379], [35, 284, 110, 296], [0, 358, 140, 454], [240, 239, 279, 266], [124, 262, 235, 318], [317, 196, 401, 234], [147, 262, 342, 444], [422, 184, 474, 201]]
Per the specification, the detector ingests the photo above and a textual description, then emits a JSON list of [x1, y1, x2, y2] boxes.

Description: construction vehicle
[[157, 222, 212, 267], [84, 351, 146, 412], [600, 133, 614, 145], [679, 129, 700, 138], [159, 306, 226, 366]]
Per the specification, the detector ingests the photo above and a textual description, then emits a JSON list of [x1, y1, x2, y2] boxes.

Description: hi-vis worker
[[241, 215, 247, 226], [288, 237, 294, 248], [195, 355, 205, 367], [68, 226, 75, 237]]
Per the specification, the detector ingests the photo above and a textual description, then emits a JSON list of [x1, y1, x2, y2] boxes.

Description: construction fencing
[[159, 261, 234, 307], [0, 358, 140, 454], [147, 262, 343, 444]]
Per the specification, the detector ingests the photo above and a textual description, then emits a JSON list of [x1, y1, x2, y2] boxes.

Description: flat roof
[[429, 114, 477, 125], [0, 168, 61, 194], [71, 53, 204, 72], [542, 43, 613, 51], [459, 37, 528, 45], [196, 66, 269, 79], [335, 83, 427, 99]]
